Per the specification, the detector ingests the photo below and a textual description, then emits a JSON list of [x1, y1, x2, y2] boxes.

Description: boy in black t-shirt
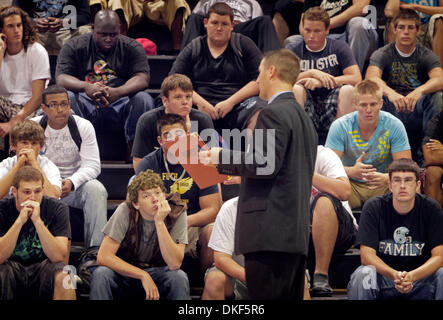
[[0, 166, 73, 300], [347, 158, 443, 300], [56, 9, 154, 161], [131, 74, 215, 172], [169, 2, 266, 134]]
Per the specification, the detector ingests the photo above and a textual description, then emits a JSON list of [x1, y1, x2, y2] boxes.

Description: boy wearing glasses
[[31, 85, 108, 248], [347, 158, 443, 300], [326, 80, 412, 209]]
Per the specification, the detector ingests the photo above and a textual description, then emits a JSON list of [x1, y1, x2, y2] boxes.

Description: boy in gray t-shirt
[[89, 170, 190, 300]]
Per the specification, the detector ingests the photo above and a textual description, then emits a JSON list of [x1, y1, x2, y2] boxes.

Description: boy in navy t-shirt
[[287, 6, 361, 139]]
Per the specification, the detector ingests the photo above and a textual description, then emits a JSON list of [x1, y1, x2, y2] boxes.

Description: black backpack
[[39, 114, 82, 151], [76, 246, 100, 290]]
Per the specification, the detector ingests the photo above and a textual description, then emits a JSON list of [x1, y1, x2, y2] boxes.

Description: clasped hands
[[85, 83, 120, 108], [394, 271, 414, 294]]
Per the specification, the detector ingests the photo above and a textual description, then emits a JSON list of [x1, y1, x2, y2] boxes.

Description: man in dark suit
[[200, 48, 318, 300]]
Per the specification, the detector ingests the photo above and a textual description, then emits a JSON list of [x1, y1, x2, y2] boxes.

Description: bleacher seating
[[1, 0, 402, 300]]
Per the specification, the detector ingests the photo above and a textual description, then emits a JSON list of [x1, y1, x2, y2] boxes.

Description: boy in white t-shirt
[[0, 6, 50, 150], [0, 120, 61, 200]]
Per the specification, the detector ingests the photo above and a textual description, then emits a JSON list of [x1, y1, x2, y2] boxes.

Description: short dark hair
[[393, 8, 420, 29], [12, 166, 44, 189], [388, 158, 420, 181], [0, 6, 38, 50], [42, 85, 68, 105], [207, 2, 233, 22], [161, 74, 193, 98], [10, 120, 45, 148], [157, 113, 187, 136]]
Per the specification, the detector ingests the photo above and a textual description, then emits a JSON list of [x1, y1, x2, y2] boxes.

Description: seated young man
[[0, 6, 50, 151], [288, 6, 361, 139], [201, 196, 249, 300], [56, 9, 154, 161], [136, 114, 222, 273], [309, 145, 357, 297], [0, 120, 61, 199], [0, 166, 74, 300], [169, 2, 266, 134], [284, 0, 378, 73], [384, 0, 443, 65], [366, 9, 443, 164], [347, 158, 443, 300], [12, 0, 91, 56], [131, 73, 215, 172], [181, 0, 281, 53], [89, 169, 190, 300], [32, 85, 108, 248], [325, 80, 411, 209], [422, 109, 443, 207]]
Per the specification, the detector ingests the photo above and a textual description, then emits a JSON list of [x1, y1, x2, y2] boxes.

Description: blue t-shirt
[[400, 0, 439, 24], [325, 111, 410, 182], [286, 38, 357, 97], [136, 149, 219, 215]]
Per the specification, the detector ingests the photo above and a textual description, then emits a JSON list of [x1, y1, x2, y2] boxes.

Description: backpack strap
[[39, 114, 82, 151], [191, 35, 203, 63], [230, 32, 243, 59], [67, 115, 82, 151]]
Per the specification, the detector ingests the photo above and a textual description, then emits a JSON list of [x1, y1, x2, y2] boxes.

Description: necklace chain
[[163, 155, 186, 182]]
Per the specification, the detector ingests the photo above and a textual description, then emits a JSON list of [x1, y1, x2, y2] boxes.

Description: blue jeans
[[285, 16, 378, 72], [89, 265, 191, 300], [382, 91, 443, 163], [382, 92, 443, 138], [68, 90, 154, 143], [347, 265, 443, 300], [62, 179, 108, 247]]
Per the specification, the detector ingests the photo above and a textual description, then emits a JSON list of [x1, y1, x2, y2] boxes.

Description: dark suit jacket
[[217, 92, 317, 256]]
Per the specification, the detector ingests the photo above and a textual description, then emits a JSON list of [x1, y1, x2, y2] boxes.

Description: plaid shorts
[[0, 96, 23, 122], [304, 88, 340, 133], [0, 96, 24, 151]]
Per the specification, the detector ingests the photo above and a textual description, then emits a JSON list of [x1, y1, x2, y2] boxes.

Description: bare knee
[[205, 271, 227, 295], [425, 166, 443, 184], [313, 196, 336, 220]]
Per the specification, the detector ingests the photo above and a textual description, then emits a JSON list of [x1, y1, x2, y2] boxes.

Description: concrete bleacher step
[[147, 55, 177, 88], [98, 161, 134, 201]]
